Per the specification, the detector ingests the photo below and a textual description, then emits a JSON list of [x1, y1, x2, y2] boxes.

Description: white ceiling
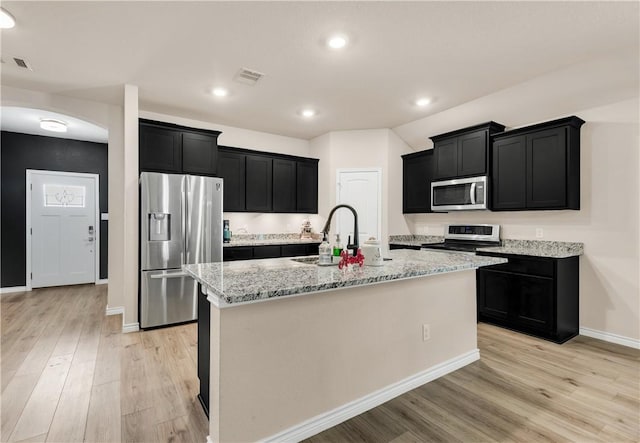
[[1, 1, 638, 141], [1, 106, 108, 142]]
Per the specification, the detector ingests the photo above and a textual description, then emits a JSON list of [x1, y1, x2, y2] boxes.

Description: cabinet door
[[402, 151, 433, 213], [218, 151, 246, 212], [273, 159, 297, 213], [296, 161, 318, 213], [280, 244, 308, 257], [434, 137, 458, 180], [253, 245, 281, 259], [139, 125, 182, 173], [197, 285, 210, 417], [477, 269, 510, 320], [182, 132, 218, 176], [492, 135, 526, 210], [514, 275, 555, 332], [223, 246, 253, 261], [457, 130, 487, 177], [526, 128, 567, 209], [245, 155, 273, 212]]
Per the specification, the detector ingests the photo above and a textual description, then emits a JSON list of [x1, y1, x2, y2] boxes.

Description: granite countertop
[[388, 235, 444, 247], [183, 249, 506, 307], [476, 239, 584, 259], [224, 233, 321, 247], [388, 235, 583, 259]]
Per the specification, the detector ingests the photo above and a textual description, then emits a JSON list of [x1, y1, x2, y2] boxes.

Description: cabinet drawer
[[223, 246, 253, 261], [480, 254, 554, 278], [253, 245, 281, 259]]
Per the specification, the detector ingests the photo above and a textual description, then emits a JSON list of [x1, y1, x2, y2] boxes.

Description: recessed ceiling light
[[0, 8, 16, 29], [40, 119, 67, 133], [212, 87, 228, 97], [328, 35, 348, 49], [416, 98, 431, 107], [301, 109, 316, 118]]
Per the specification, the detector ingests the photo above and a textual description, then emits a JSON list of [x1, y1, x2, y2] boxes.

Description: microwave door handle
[[470, 182, 477, 205]]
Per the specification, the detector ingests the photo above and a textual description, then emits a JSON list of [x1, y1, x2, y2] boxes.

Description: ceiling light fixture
[[0, 7, 16, 29], [416, 98, 431, 107], [40, 119, 68, 133], [328, 35, 348, 49], [301, 109, 316, 118], [212, 87, 228, 97]]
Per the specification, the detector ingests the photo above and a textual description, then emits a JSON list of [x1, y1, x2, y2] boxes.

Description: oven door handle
[[470, 182, 477, 205]]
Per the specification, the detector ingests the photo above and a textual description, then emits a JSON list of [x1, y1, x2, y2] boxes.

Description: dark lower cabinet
[[402, 150, 433, 213], [476, 252, 579, 343], [223, 243, 319, 261], [197, 284, 210, 418]]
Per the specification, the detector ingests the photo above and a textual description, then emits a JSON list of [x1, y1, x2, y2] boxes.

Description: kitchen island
[[184, 250, 506, 443]]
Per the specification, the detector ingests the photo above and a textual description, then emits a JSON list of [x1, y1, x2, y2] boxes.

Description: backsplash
[[223, 213, 325, 235]]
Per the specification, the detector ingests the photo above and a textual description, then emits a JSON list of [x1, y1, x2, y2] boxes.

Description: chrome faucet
[[321, 204, 359, 256]]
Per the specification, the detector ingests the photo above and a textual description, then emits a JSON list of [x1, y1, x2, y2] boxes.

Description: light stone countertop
[[476, 239, 584, 258], [183, 249, 507, 307]]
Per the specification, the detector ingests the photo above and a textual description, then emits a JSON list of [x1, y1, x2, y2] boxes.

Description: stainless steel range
[[421, 224, 500, 253]]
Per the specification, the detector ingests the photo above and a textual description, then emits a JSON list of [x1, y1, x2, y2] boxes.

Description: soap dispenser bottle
[[318, 233, 332, 265]]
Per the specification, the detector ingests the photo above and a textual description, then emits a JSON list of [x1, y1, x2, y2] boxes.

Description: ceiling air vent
[[234, 67, 265, 86], [13, 57, 33, 70]]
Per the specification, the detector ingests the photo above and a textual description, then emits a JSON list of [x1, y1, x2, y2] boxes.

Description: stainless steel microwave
[[431, 176, 488, 211]]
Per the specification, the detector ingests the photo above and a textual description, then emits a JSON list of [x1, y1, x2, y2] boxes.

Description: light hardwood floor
[[2, 284, 639, 442]]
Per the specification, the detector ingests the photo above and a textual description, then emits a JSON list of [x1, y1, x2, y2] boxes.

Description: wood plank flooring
[[2, 284, 639, 442]]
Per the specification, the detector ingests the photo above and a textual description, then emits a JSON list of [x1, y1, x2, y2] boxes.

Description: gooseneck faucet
[[321, 204, 359, 256]]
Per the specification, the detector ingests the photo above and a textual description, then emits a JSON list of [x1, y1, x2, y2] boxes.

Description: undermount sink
[[290, 256, 338, 266]]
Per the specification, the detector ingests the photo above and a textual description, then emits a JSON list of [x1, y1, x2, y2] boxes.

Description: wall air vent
[[234, 67, 265, 86], [13, 57, 33, 70]]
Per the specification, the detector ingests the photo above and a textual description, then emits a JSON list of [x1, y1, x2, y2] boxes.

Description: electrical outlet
[[422, 324, 430, 341], [536, 228, 544, 238]]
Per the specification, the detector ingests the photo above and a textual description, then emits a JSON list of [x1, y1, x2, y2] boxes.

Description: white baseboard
[[96, 279, 108, 285], [261, 349, 480, 443], [0, 286, 28, 294], [123, 322, 140, 333], [105, 306, 124, 316], [206, 437, 213, 443], [580, 327, 640, 349]]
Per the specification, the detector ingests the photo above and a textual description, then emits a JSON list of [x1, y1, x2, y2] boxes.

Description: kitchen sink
[[290, 256, 338, 266]]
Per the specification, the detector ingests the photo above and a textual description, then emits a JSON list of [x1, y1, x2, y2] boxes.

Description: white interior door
[[336, 169, 381, 247], [28, 170, 98, 288]]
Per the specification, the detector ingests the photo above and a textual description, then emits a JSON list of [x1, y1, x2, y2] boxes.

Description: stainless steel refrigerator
[[140, 172, 223, 329]]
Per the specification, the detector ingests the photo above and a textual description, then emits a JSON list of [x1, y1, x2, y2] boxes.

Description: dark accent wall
[[1, 131, 108, 287]]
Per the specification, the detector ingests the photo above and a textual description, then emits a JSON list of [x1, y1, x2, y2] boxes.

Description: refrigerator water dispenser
[[149, 212, 170, 241]]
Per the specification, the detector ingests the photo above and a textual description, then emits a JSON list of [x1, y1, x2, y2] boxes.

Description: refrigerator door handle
[[181, 179, 187, 264], [150, 272, 189, 279]]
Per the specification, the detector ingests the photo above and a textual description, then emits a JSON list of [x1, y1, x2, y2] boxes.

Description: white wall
[[395, 97, 640, 343]]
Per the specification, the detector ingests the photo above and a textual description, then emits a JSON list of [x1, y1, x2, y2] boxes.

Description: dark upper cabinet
[[217, 145, 318, 214], [245, 154, 273, 212], [139, 124, 182, 173], [296, 160, 318, 214], [492, 136, 527, 209], [402, 150, 434, 213], [430, 122, 505, 180], [139, 119, 221, 176], [273, 159, 297, 213], [218, 149, 246, 212], [491, 116, 584, 211], [182, 132, 219, 176]]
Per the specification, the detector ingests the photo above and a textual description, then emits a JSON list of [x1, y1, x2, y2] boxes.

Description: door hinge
[[30, 273, 33, 280], [30, 183, 32, 191], [30, 228, 32, 235]]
